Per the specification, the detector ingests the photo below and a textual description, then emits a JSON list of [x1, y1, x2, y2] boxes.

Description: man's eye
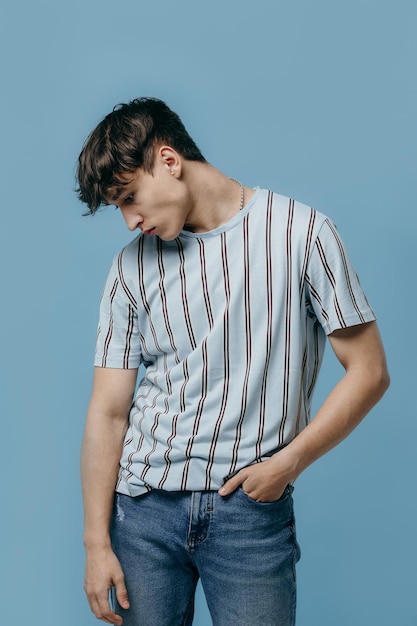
[[125, 194, 134, 203]]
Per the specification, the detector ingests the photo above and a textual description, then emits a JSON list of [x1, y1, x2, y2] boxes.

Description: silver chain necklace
[[229, 177, 244, 211]]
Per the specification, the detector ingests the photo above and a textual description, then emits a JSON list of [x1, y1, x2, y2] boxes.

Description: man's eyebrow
[[109, 188, 123, 203], [108, 175, 136, 203]]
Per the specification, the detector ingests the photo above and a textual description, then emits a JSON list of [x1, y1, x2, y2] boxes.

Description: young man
[[77, 97, 389, 626]]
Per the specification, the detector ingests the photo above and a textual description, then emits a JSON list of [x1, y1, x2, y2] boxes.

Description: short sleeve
[[305, 218, 376, 335], [94, 250, 141, 369]]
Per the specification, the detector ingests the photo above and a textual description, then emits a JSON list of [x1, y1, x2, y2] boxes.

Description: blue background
[[1, 1, 416, 624]]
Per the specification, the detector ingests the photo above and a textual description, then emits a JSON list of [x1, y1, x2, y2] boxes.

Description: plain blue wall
[[1, 1, 416, 624]]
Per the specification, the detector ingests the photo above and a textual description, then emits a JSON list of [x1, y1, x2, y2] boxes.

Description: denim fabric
[[111, 486, 300, 626]]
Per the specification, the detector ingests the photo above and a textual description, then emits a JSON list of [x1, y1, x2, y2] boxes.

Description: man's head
[[76, 98, 206, 214]]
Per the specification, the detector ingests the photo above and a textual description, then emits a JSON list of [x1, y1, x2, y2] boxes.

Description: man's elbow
[[380, 367, 391, 395], [371, 362, 390, 401]]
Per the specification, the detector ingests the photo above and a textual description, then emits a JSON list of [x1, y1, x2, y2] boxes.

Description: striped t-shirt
[[95, 188, 375, 496]]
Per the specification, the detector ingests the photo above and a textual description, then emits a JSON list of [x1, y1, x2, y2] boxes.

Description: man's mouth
[[144, 227, 156, 236]]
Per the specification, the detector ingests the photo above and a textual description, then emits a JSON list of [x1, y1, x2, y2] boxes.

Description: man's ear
[[158, 145, 182, 178]]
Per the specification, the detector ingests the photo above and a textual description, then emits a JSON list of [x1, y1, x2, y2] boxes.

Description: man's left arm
[[219, 321, 390, 502]]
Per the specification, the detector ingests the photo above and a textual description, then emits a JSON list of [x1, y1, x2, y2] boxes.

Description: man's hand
[[84, 547, 130, 625], [219, 453, 294, 502]]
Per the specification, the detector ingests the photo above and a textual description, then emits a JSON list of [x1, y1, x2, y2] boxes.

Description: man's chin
[[159, 230, 181, 241]]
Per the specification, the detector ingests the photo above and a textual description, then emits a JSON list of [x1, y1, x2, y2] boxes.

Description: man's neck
[[183, 162, 254, 233]]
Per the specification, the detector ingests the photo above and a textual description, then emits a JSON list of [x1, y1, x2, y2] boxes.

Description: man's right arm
[[81, 366, 138, 625]]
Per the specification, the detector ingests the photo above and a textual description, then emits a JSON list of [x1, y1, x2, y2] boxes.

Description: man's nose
[[125, 213, 143, 231]]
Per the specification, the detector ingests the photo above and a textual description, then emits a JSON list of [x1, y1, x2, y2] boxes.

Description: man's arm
[[219, 321, 390, 502], [81, 366, 138, 625]]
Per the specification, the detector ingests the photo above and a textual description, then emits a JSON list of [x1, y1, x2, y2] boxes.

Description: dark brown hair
[[76, 97, 206, 214]]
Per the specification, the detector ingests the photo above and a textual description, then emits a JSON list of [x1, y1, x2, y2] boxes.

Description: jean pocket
[[238, 484, 291, 505]]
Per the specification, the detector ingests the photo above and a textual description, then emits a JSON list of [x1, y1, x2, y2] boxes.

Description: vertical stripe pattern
[[94, 188, 376, 496]]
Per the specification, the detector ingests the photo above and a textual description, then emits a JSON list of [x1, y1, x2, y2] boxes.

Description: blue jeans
[[111, 486, 300, 625]]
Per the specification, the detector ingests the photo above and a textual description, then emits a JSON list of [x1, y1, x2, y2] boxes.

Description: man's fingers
[[115, 578, 130, 610], [218, 470, 245, 496], [88, 590, 123, 625]]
